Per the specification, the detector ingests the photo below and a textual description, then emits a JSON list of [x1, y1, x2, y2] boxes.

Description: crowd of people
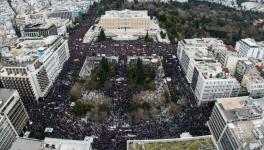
[[24, 1, 214, 150]]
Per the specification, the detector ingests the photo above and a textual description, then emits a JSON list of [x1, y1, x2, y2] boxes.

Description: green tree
[[31, 122, 45, 139], [145, 31, 149, 39], [160, 31, 166, 39], [72, 101, 93, 116], [135, 58, 145, 85], [127, 65, 135, 83], [97, 29, 106, 42], [100, 57, 109, 74]]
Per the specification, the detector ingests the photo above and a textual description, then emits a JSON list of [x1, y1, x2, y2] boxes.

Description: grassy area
[[128, 137, 215, 150]]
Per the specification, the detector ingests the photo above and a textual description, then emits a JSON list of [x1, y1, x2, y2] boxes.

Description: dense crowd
[[24, 2, 213, 150]]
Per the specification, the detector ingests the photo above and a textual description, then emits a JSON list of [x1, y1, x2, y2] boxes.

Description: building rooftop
[[43, 137, 92, 150], [102, 9, 149, 18], [216, 96, 264, 149], [127, 135, 216, 150], [217, 96, 263, 121], [241, 38, 259, 47], [0, 89, 16, 107], [9, 137, 93, 150], [24, 23, 54, 30], [196, 61, 233, 79], [9, 138, 42, 150], [242, 68, 264, 85], [2, 35, 61, 67]]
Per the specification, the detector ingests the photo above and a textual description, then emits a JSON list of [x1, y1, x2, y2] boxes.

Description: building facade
[[0, 89, 29, 134], [0, 36, 70, 101], [21, 23, 58, 37], [208, 96, 264, 150], [177, 38, 240, 105], [100, 10, 151, 30], [241, 68, 264, 98], [234, 60, 254, 82], [236, 38, 264, 59], [0, 114, 18, 150], [98, 9, 160, 40]]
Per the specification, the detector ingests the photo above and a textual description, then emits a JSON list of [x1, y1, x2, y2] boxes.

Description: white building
[[197, 0, 238, 8], [0, 114, 18, 150], [220, 46, 248, 75], [236, 38, 264, 59], [208, 96, 264, 150], [0, 89, 29, 134], [177, 38, 240, 105], [241, 67, 264, 98], [192, 62, 240, 105], [9, 137, 93, 150], [0, 35, 70, 101], [98, 9, 160, 40], [234, 59, 255, 82]]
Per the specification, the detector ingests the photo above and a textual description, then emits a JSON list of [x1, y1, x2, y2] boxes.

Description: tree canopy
[[96, 29, 106, 42]]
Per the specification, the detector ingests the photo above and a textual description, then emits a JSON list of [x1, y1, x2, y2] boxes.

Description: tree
[[135, 58, 145, 85], [31, 122, 45, 139], [72, 101, 93, 116], [145, 31, 149, 40], [160, 31, 166, 39], [127, 65, 135, 83], [100, 57, 109, 74], [97, 29, 106, 42]]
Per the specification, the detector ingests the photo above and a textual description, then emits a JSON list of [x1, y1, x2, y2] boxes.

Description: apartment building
[[208, 96, 264, 150], [0, 114, 18, 150], [0, 35, 70, 101], [0, 89, 29, 134]]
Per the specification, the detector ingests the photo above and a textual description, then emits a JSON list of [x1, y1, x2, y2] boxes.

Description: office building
[[0, 89, 29, 134], [191, 62, 240, 105], [0, 35, 70, 101], [236, 38, 264, 59], [177, 38, 227, 83], [177, 38, 240, 105], [220, 45, 247, 75], [0, 114, 18, 150], [21, 23, 58, 37], [208, 96, 264, 150]]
